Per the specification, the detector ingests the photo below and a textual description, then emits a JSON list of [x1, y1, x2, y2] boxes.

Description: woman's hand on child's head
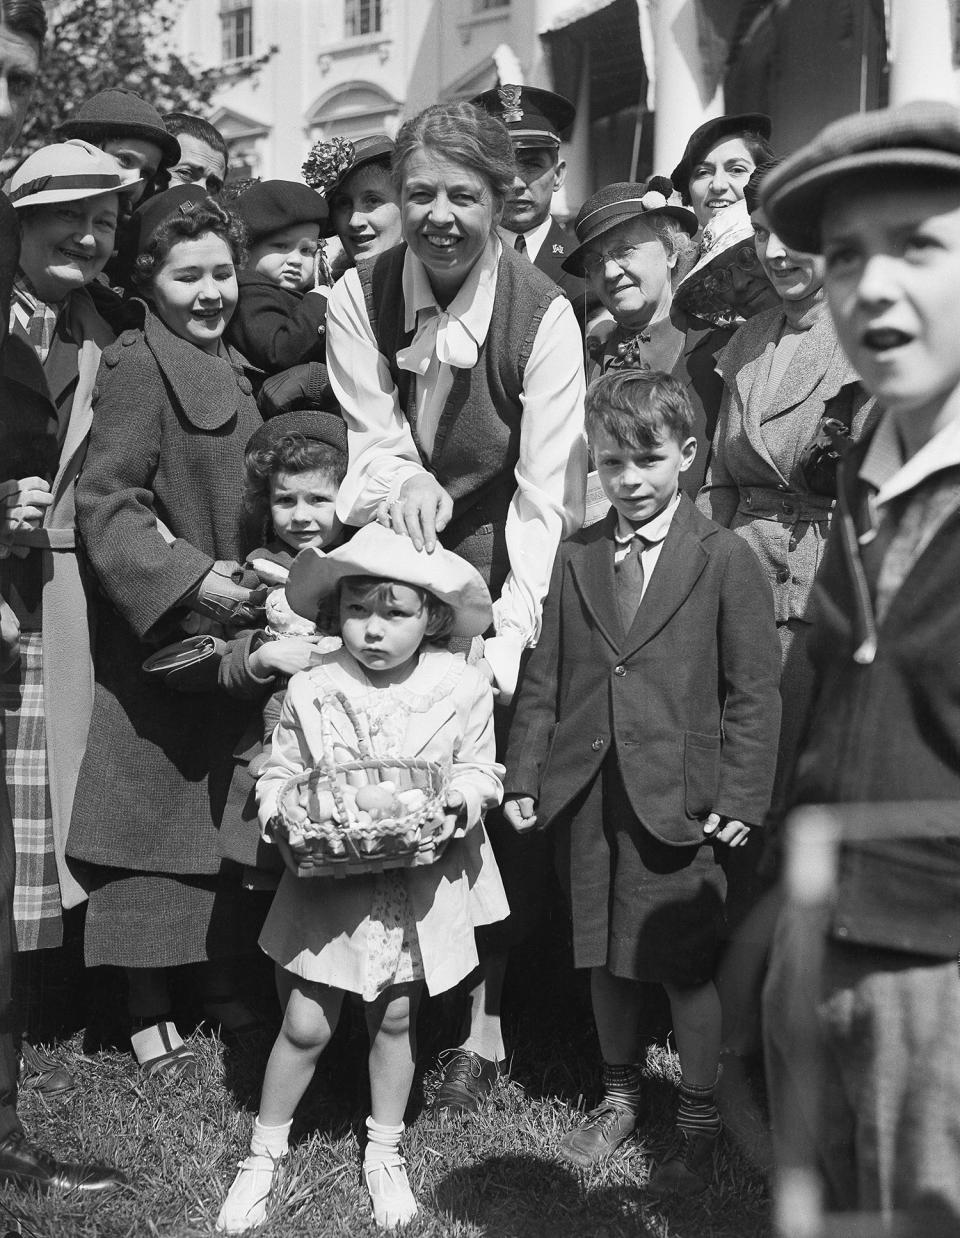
[[0, 476, 53, 535], [703, 813, 751, 847], [441, 789, 468, 840], [251, 636, 323, 677], [379, 474, 454, 553], [503, 796, 538, 834]]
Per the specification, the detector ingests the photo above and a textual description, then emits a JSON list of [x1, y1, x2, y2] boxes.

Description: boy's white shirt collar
[[397, 234, 501, 372], [861, 407, 960, 508], [614, 490, 682, 545]]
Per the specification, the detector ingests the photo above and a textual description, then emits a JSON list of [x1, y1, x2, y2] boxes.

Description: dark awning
[[541, 0, 649, 121]]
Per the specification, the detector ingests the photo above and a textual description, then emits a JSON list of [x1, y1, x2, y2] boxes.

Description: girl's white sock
[[363, 1116, 404, 1165], [250, 1116, 292, 1158]]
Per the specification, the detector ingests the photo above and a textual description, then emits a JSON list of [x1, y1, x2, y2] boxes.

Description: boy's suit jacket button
[[591, 737, 605, 750], [613, 664, 626, 676]]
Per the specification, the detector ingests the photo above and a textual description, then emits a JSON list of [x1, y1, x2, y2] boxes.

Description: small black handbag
[[141, 634, 227, 693]]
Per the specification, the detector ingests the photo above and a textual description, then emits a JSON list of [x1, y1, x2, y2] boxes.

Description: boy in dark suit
[[504, 370, 780, 1195]]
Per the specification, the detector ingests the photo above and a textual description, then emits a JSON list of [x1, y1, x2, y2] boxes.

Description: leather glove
[[257, 363, 338, 417], [190, 560, 267, 626]]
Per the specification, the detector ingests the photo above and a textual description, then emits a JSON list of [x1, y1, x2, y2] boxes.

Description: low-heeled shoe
[[0, 1131, 127, 1193]]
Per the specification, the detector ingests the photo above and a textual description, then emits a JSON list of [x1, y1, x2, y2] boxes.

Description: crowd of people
[[1, 0, 959, 1231]]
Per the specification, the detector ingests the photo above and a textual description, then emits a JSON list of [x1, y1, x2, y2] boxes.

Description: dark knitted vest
[[356, 241, 559, 593]]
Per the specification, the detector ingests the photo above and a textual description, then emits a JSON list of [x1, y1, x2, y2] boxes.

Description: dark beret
[[670, 112, 772, 193], [234, 181, 327, 245], [762, 101, 960, 254], [245, 409, 347, 457]]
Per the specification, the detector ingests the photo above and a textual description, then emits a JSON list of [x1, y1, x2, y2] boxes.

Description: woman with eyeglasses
[[567, 181, 733, 492], [695, 162, 877, 1072]]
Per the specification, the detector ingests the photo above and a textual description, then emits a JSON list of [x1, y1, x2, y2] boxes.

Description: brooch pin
[[552, 243, 564, 254]]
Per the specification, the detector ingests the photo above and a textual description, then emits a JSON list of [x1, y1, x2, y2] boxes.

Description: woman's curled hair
[[132, 198, 246, 291]]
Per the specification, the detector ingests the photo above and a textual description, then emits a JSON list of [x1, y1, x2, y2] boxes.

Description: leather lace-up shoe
[[431, 1049, 501, 1116], [559, 1101, 638, 1166], [645, 1127, 720, 1197], [0, 1130, 127, 1193], [18, 1042, 75, 1097]]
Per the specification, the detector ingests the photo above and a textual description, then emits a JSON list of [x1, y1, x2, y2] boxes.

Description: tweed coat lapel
[[758, 312, 853, 425], [50, 289, 114, 504], [142, 308, 247, 430], [621, 496, 710, 657], [569, 510, 623, 654]]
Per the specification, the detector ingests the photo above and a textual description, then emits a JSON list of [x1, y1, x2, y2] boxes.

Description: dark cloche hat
[[670, 112, 772, 192], [562, 180, 698, 277], [762, 100, 960, 254], [234, 180, 328, 245], [57, 89, 181, 168], [246, 410, 347, 457], [128, 184, 209, 255], [471, 84, 576, 148]]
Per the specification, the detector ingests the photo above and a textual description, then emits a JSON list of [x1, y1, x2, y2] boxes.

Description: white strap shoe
[[215, 1152, 281, 1233], [363, 1153, 419, 1229]]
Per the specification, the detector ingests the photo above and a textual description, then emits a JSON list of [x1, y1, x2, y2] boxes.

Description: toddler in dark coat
[[218, 411, 347, 883], [227, 180, 332, 387], [504, 370, 781, 1195]]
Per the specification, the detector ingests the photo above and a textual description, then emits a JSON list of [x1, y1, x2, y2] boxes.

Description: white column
[[650, 0, 723, 177], [887, 0, 958, 106]]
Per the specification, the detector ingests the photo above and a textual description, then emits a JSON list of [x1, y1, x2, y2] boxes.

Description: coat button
[[777, 567, 790, 584], [591, 737, 605, 751], [237, 376, 253, 396], [613, 664, 626, 676], [120, 330, 137, 346]]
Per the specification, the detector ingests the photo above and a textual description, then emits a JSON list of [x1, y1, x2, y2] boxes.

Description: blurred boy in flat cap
[[761, 100, 960, 1223], [472, 84, 597, 329]]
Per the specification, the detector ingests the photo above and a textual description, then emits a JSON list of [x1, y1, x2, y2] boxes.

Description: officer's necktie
[[616, 536, 647, 634], [514, 232, 527, 258]]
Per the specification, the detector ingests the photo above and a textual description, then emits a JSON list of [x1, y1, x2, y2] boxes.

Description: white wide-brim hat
[[8, 140, 142, 209], [286, 523, 493, 638]]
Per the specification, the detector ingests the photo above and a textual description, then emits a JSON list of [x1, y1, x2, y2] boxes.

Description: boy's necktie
[[616, 536, 647, 633], [515, 232, 527, 257]]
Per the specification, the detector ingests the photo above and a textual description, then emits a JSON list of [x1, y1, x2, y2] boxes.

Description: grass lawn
[[8, 944, 773, 1238]]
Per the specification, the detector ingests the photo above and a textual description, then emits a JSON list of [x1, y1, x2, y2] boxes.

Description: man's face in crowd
[[823, 174, 960, 422], [168, 134, 227, 195], [503, 145, 564, 233], [0, 24, 40, 156]]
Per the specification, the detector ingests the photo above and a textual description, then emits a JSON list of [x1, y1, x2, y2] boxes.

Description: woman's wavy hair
[[679, 129, 775, 205], [392, 101, 515, 209], [131, 198, 246, 291], [646, 215, 699, 287]]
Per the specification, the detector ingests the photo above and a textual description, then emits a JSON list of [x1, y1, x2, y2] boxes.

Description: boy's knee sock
[[250, 1116, 292, 1159], [601, 1062, 642, 1112], [676, 1077, 721, 1138], [364, 1116, 404, 1166]]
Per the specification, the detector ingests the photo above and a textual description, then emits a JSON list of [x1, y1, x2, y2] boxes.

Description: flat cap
[[762, 100, 960, 253], [234, 180, 327, 244]]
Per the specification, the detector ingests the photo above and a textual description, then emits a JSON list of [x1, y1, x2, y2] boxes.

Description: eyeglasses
[[582, 243, 644, 277], [701, 244, 762, 292]]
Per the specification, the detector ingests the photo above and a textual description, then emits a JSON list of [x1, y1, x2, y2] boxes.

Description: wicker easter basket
[[270, 691, 453, 878]]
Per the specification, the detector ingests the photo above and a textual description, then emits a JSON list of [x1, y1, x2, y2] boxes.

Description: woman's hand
[[503, 796, 538, 834], [191, 561, 266, 625], [250, 637, 323, 678], [0, 477, 53, 535], [703, 813, 751, 847], [379, 474, 454, 552]]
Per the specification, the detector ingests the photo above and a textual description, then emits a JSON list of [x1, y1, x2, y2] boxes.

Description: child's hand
[[503, 796, 538, 834], [703, 813, 751, 847], [440, 789, 468, 840], [0, 476, 53, 534], [251, 637, 323, 677]]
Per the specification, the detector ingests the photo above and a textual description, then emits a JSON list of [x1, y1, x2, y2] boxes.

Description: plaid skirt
[[0, 631, 62, 950]]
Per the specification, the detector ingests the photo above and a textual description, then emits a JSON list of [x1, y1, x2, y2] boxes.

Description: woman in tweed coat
[[68, 195, 264, 1079]]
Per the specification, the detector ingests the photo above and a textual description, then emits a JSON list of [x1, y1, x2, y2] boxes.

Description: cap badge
[[497, 84, 524, 125]]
